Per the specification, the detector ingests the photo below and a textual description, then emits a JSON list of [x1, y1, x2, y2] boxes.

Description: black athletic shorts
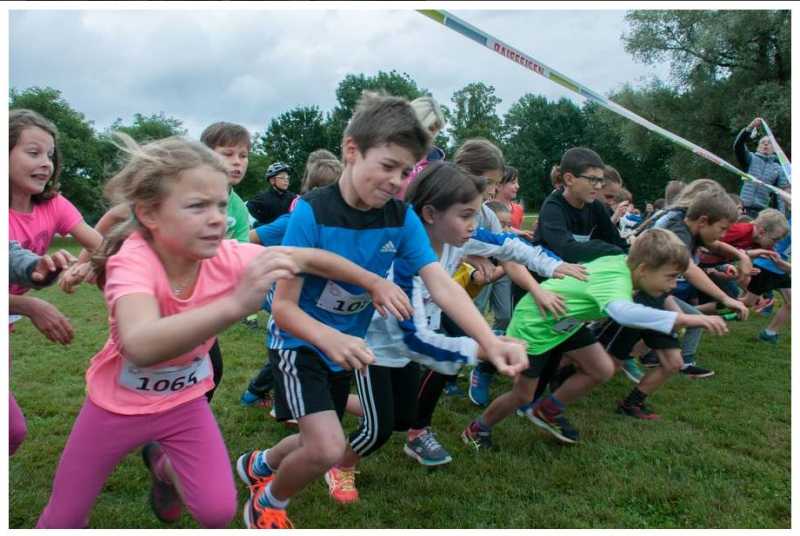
[[270, 347, 352, 422], [522, 325, 596, 379], [596, 319, 680, 361], [747, 269, 791, 295]]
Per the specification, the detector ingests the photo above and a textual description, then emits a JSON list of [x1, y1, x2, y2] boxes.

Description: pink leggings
[[10, 392, 27, 456], [36, 396, 236, 528]]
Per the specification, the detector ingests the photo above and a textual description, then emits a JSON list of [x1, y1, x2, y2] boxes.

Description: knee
[[193, 495, 237, 529], [511, 377, 537, 404], [309, 436, 347, 469], [588, 357, 615, 384], [658, 350, 683, 375]]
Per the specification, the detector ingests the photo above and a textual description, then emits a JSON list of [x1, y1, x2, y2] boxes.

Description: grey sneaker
[[403, 429, 453, 466]]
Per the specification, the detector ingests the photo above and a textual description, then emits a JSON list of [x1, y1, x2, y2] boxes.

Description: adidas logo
[[380, 241, 397, 253]]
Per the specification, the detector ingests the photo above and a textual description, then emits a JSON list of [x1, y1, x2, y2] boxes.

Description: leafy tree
[[251, 106, 329, 197], [9, 87, 106, 222], [623, 9, 791, 186], [449, 82, 503, 147], [326, 70, 427, 154]]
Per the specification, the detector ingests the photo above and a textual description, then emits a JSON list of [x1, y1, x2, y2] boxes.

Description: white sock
[[262, 482, 290, 509], [261, 448, 278, 473], [764, 329, 777, 336]]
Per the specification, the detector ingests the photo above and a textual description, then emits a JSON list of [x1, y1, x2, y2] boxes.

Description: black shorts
[[747, 269, 791, 295], [596, 319, 680, 361], [270, 347, 352, 422], [522, 325, 596, 379]]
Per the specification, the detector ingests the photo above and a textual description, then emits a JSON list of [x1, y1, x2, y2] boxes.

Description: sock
[[539, 394, 565, 416], [407, 428, 427, 442], [624, 388, 647, 407], [153, 451, 171, 483], [258, 482, 289, 510], [764, 329, 777, 336], [475, 416, 492, 432], [253, 449, 276, 477]]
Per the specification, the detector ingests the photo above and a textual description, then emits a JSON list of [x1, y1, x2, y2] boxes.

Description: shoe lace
[[254, 504, 293, 529], [332, 467, 358, 492], [419, 431, 442, 452]]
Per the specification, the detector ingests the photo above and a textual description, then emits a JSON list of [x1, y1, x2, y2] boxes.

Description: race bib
[[552, 317, 583, 334], [316, 280, 372, 315], [119, 354, 211, 395]]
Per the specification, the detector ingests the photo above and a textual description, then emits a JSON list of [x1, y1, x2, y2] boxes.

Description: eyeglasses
[[573, 174, 605, 187]]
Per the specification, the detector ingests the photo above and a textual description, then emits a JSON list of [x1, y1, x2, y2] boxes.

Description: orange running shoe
[[236, 450, 274, 488], [324, 466, 359, 504]]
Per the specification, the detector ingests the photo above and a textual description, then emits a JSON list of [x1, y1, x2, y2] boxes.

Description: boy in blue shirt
[[236, 92, 527, 528]]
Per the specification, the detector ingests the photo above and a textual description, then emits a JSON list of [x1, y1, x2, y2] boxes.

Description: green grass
[[9, 237, 790, 528]]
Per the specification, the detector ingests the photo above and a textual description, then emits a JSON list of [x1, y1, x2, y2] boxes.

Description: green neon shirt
[[226, 189, 251, 243], [507, 255, 633, 356]]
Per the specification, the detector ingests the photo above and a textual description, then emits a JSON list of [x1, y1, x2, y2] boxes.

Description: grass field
[[8, 235, 791, 529]]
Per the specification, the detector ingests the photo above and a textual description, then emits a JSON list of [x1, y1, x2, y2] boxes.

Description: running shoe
[[403, 429, 453, 466], [142, 442, 182, 523], [324, 467, 359, 504]]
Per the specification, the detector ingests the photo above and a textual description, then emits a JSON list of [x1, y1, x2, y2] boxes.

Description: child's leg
[[638, 348, 683, 394], [410, 369, 453, 431], [767, 288, 790, 333], [551, 343, 615, 404], [344, 365, 397, 465], [9, 392, 27, 456], [671, 297, 704, 366], [157, 398, 236, 528], [244, 356, 274, 400], [36, 399, 153, 528], [489, 275, 512, 333], [480, 373, 539, 427]]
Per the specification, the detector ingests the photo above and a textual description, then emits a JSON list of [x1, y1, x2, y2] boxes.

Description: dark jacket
[[533, 190, 628, 263], [247, 187, 297, 227]]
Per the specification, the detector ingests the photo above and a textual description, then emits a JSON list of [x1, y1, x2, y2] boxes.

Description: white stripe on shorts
[[350, 367, 379, 455], [279, 350, 305, 419]]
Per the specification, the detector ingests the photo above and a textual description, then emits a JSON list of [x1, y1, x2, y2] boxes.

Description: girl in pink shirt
[[36, 134, 412, 528], [8, 110, 103, 455]]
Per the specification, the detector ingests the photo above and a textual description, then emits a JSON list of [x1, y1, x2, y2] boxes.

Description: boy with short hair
[[463, 229, 727, 446], [653, 190, 750, 378], [237, 92, 527, 528]]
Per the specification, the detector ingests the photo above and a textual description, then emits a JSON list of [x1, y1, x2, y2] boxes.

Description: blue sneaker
[[468, 368, 492, 407], [758, 329, 779, 344], [443, 380, 464, 397], [240, 389, 272, 408], [621, 359, 643, 384]]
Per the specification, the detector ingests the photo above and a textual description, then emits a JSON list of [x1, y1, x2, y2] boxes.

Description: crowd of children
[[7, 95, 790, 529]]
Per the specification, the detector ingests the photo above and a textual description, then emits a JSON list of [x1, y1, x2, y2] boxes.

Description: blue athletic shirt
[[267, 183, 438, 371], [753, 219, 791, 275], [255, 213, 291, 247]]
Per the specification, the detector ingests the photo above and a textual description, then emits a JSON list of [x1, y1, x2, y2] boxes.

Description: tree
[[449, 82, 503, 147], [503, 95, 586, 210], [10, 87, 106, 223], [623, 9, 791, 186], [250, 106, 329, 197], [326, 70, 427, 153]]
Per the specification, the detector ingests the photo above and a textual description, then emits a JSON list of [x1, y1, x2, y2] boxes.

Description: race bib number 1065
[[119, 354, 212, 395]]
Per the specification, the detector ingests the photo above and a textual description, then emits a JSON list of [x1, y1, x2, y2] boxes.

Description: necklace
[[170, 266, 199, 296]]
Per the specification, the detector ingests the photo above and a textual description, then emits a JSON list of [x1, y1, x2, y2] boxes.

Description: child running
[[463, 228, 728, 447], [35, 134, 410, 528], [9, 109, 104, 455], [235, 93, 528, 529]]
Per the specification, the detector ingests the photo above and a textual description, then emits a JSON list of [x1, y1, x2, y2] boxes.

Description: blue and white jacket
[[365, 228, 563, 374]]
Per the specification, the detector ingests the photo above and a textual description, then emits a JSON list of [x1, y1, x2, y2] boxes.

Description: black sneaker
[[680, 365, 715, 379], [640, 351, 660, 368], [616, 400, 661, 420], [461, 421, 493, 451], [530, 407, 580, 444]]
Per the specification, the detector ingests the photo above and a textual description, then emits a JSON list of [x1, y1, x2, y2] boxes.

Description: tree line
[[9, 10, 789, 224]]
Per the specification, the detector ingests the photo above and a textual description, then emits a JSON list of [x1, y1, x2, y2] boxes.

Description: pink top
[[9, 194, 83, 295], [86, 232, 263, 415]]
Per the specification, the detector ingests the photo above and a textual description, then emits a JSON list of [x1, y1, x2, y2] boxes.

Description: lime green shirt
[[507, 255, 633, 356], [226, 190, 251, 243]]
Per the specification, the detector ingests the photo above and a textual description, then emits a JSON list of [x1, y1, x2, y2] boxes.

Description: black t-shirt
[[533, 190, 628, 263]]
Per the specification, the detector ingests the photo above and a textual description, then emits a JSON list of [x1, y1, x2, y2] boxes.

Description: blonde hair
[[685, 190, 739, 223], [301, 148, 339, 186], [664, 180, 686, 206], [669, 178, 725, 210], [603, 165, 623, 186], [454, 138, 505, 178], [615, 188, 633, 203], [410, 96, 445, 134], [627, 228, 690, 272], [302, 159, 343, 193], [92, 134, 228, 285], [754, 208, 789, 237]]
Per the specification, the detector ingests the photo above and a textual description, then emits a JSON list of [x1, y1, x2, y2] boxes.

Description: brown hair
[[603, 165, 623, 186], [9, 109, 62, 204], [500, 165, 519, 185], [405, 161, 486, 216], [485, 200, 511, 215], [302, 159, 343, 194], [685, 190, 739, 224], [671, 179, 725, 210], [343, 91, 430, 163], [92, 134, 228, 285], [453, 138, 505, 178], [627, 228, 690, 272], [664, 180, 687, 206], [199, 122, 251, 151], [301, 148, 339, 185], [549, 164, 563, 189]]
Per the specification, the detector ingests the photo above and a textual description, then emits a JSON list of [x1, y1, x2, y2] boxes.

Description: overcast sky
[[9, 6, 674, 139]]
